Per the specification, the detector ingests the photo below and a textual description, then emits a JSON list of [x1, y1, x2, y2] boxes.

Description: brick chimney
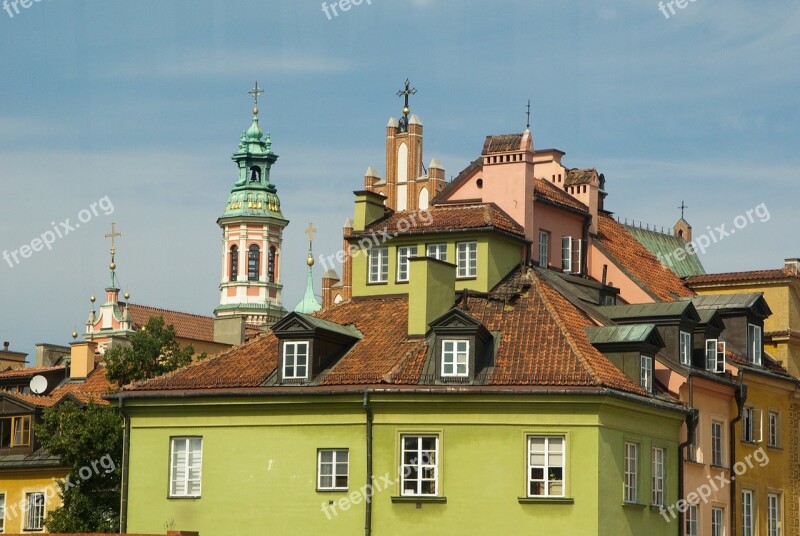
[[785, 258, 799, 276]]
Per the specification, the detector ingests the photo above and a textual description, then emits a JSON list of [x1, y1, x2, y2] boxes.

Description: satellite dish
[[30, 375, 48, 395]]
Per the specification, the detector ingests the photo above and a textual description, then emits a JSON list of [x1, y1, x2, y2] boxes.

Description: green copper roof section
[[622, 224, 705, 278], [585, 324, 659, 345], [220, 109, 286, 221], [293, 313, 363, 340], [294, 262, 322, 315]]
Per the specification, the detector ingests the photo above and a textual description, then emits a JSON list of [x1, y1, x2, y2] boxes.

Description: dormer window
[[747, 324, 762, 365], [0, 415, 31, 447], [283, 341, 309, 380], [679, 331, 691, 366], [441, 340, 469, 377], [705, 340, 726, 373], [640, 355, 653, 393]]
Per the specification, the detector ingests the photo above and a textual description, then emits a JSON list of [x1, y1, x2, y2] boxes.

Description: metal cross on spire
[[397, 79, 417, 116], [678, 201, 688, 220], [305, 222, 317, 245], [526, 99, 532, 130], [105, 222, 122, 268], [249, 81, 265, 114]]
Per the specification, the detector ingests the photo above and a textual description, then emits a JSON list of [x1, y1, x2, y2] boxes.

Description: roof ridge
[[127, 303, 214, 321]]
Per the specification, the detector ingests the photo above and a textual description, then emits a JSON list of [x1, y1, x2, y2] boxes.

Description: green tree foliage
[[34, 401, 123, 533], [104, 315, 198, 387]]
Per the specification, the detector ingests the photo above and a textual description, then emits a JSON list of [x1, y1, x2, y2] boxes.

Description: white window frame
[[538, 230, 549, 267], [527, 436, 565, 498], [456, 241, 477, 278], [396, 245, 418, 283], [317, 449, 349, 491], [743, 407, 762, 443], [0, 492, 5, 532], [768, 411, 779, 448], [169, 437, 203, 498], [640, 355, 653, 393], [283, 341, 310, 380], [441, 340, 469, 378], [706, 339, 726, 373], [711, 421, 724, 467], [624, 442, 639, 504], [768, 493, 781, 536], [686, 503, 698, 536], [400, 435, 439, 497], [742, 489, 754, 536], [561, 236, 572, 273], [680, 331, 692, 366], [651, 447, 665, 506], [24, 491, 45, 531], [368, 247, 389, 284], [748, 324, 762, 365], [426, 243, 447, 262], [712, 507, 724, 536]]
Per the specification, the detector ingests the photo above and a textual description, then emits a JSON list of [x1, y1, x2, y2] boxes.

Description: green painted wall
[[350, 232, 525, 299], [125, 393, 683, 536]]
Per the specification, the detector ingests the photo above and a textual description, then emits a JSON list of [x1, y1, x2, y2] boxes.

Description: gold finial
[[105, 222, 122, 268], [90, 295, 96, 303], [124, 291, 130, 300], [249, 81, 265, 116], [72, 330, 78, 339], [307, 253, 315, 267]]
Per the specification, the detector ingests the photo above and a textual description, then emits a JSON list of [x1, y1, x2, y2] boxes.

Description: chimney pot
[[785, 258, 799, 276], [2, 341, 8, 351]]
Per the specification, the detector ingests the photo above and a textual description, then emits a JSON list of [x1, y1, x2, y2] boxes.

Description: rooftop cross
[[678, 201, 688, 220], [305, 222, 317, 245], [249, 81, 265, 114], [526, 99, 531, 130], [105, 222, 122, 261], [397, 78, 417, 117]]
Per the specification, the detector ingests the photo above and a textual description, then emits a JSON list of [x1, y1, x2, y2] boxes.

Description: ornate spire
[[397, 79, 417, 132], [294, 223, 322, 314], [104, 222, 122, 292]]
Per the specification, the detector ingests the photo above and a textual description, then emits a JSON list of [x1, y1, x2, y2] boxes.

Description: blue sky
[[1, 0, 798, 359]]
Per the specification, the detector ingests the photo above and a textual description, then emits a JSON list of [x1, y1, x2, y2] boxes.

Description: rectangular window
[[640, 355, 653, 393], [706, 339, 726, 373], [768, 493, 781, 536], [748, 324, 762, 365], [624, 442, 639, 504], [561, 236, 572, 273], [538, 231, 549, 267], [283, 341, 309, 380], [743, 407, 762, 443], [426, 243, 447, 262], [712, 421, 724, 467], [742, 490, 754, 536], [528, 436, 565, 498], [441, 340, 469, 377], [0, 492, 4, 532], [396, 246, 418, 282], [368, 247, 389, 283], [688, 415, 700, 462], [401, 435, 438, 497], [768, 412, 779, 448], [680, 331, 692, 366], [456, 242, 477, 278], [686, 503, 698, 536], [170, 437, 203, 498], [712, 507, 724, 536], [651, 447, 665, 506], [318, 449, 349, 491], [24, 492, 44, 531], [12, 416, 31, 447]]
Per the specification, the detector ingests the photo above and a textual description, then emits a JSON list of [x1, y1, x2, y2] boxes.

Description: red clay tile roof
[[595, 213, 694, 302], [125, 269, 646, 397], [563, 168, 598, 187], [49, 367, 114, 404], [724, 348, 791, 378], [0, 391, 58, 407], [534, 179, 589, 214], [0, 366, 62, 379], [482, 134, 524, 154], [124, 304, 216, 343], [686, 269, 798, 286], [362, 202, 525, 238]]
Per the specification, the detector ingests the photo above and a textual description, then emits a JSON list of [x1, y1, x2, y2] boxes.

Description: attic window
[[283, 341, 309, 380], [679, 331, 691, 366], [640, 355, 653, 393], [747, 324, 762, 366], [0, 415, 31, 447], [442, 340, 469, 377]]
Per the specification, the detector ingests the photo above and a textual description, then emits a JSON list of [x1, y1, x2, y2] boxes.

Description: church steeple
[[294, 223, 322, 314], [215, 82, 289, 326]]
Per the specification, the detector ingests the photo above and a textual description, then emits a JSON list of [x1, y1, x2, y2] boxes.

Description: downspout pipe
[[678, 375, 698, 534], [363, 391, 374, 536], [729, 378, 747, 536], [119, 397, 131, 534]]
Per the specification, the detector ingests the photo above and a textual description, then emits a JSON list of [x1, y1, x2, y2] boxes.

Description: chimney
[[69, 341, 97, 379], [2, 341, 8, 352], [407, 257, 456, 336], [321, 269, 340, 309], [213, 316, 246, 346], [353, 190, 387, 232], [785, 258, 799, 276]]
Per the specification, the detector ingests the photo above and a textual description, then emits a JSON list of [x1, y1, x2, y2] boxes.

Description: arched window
[[249, 166, 261, 182], [229, 245, 239, 282], [268, 246, 277, 283], [248, 245, 261, 281]]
